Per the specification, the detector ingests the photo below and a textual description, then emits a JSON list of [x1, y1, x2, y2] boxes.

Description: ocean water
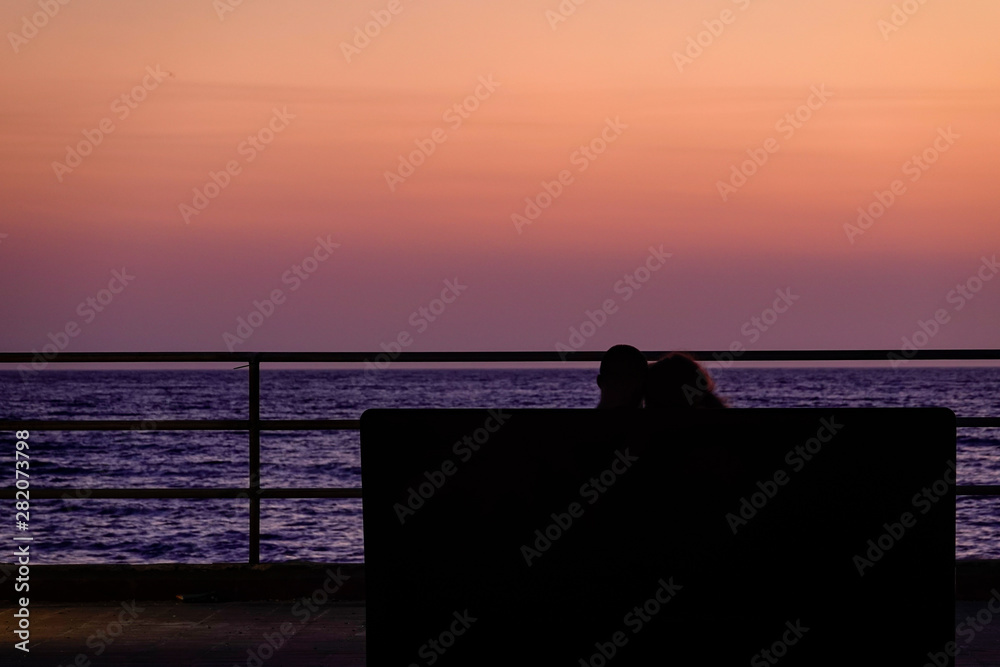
[[1, 367, 998, 563]]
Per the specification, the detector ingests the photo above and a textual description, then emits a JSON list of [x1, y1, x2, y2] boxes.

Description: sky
[[1, 0, 998, 365]]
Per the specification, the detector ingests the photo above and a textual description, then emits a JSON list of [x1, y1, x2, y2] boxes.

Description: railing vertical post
[[249, 354, 261, 565]]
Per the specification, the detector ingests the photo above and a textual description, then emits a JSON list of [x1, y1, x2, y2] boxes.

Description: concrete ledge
[[0, 563, 365, 602], [0, 600, 366, 666], [5, 559, 999, 604], [956, 560, 1000, 600]]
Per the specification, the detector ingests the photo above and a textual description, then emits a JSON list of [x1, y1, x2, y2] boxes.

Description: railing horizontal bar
[[0, 350, 998, 364], [0, 488, 362, 499], [0, 352, 256, 363], [262, 420, 361, 431], [957, 418, 1000, 427], [0, 420, 248, 431], [958, 486, 1000, 496], [0, 418, 992, 431], [258, 350, 1000, 363], [256, 488, 362, 498], [0, 419, 361, 431], [3, 486, 994, 499]]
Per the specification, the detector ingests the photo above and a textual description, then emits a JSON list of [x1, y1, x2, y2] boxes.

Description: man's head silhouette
[[597, 344, 648, 409]]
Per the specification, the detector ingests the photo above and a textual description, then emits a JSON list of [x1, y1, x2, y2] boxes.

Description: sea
[[2, 367, 999, 564]]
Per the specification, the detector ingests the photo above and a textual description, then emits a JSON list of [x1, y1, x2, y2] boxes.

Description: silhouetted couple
[[596, 344, 726, 409]]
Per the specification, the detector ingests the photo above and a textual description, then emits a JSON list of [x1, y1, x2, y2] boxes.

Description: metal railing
[[1, 350, 998, 564]]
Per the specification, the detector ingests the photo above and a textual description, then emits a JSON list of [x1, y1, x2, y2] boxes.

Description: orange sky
[[1, 0, 999, 356]]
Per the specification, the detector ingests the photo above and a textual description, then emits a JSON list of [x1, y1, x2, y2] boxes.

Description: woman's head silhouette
[[645, 351, 727, 409]]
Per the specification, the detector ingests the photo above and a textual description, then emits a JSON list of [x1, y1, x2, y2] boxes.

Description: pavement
[[2, 601, 998, 665]]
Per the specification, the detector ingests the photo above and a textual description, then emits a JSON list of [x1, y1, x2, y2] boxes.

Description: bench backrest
[[361, 408, 955, 666]]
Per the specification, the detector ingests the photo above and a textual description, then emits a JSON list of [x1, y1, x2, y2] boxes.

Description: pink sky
[[1, 0, 999, 360]]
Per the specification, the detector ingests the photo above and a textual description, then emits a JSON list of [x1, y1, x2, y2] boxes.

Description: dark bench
[[361, 408, 955, 666]]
